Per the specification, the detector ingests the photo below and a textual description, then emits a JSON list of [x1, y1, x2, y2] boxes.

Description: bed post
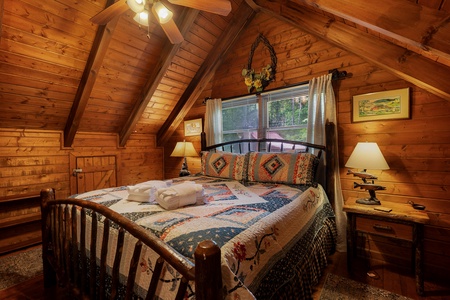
[[201, 132, 207, 151], [325, 121, 336, 208], [194, 240, 223, 300], [40, 188, 57, 288]]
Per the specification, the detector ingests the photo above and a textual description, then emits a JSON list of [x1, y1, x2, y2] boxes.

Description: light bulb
[[133, 10, 149, 26], [128, 0, 145, 13]]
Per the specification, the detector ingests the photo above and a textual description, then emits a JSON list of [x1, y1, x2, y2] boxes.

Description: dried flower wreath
[[242, 34, 277, 93]]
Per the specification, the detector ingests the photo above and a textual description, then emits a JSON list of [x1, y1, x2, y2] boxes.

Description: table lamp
[[170, 141, 198, 177], [345, 142, 389, 205]]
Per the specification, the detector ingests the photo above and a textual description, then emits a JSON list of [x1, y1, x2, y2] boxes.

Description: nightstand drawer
[[355, 216, 413, 241]]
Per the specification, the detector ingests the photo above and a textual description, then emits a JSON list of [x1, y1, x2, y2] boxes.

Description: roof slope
[[0, 0, 449, 146]]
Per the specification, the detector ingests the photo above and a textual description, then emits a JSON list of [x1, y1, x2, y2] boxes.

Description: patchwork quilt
[[73, 175, 336, 299]]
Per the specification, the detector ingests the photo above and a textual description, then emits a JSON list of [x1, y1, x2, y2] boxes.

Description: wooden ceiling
[[1, 0, 449, 147]]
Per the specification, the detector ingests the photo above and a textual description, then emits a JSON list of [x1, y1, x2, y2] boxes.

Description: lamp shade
[[345, 142, 389, 170], [133, 10, 150, 26], [127, 0, 146, 13], [153, 1, 173, 24], [170, 141, 198, 157]]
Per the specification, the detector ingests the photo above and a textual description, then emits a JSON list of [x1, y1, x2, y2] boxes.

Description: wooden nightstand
[[343, 197, 430, 296]]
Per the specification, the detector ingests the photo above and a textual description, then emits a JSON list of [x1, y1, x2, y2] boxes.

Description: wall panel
[[0, 129, 163, 199]]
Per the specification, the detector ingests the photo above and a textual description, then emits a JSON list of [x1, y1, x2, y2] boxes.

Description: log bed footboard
[[40, 188, 222, 300]]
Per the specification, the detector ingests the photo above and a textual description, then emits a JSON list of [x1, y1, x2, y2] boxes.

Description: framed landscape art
[[184, 118, 202, 136], [352, 88, 410, 122]]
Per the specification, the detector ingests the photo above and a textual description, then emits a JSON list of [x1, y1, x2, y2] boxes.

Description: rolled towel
[[196, 187, 206, 205], [126, 180, 171, 202], [156, 182, 204, 210]]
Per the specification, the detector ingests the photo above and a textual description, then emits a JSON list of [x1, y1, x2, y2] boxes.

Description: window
[[222, 85, 309, 142]]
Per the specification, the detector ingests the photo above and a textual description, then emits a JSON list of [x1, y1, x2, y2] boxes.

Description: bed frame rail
[[40, 188, 222, 300], [201, 136, 325, 155]]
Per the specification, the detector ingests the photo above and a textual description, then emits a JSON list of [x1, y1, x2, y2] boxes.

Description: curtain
[[204, 98, 223, 146], [307, 74, 347, 252]]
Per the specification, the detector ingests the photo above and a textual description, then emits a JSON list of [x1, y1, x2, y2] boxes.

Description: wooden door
[[71, 155, 117, 194]]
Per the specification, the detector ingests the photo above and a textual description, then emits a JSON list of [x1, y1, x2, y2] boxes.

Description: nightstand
[[343, 197, 430, 296]]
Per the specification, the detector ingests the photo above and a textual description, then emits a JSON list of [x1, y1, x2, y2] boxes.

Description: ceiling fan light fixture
[[127, 0, 146, 13], [133, 10, 150, 26], [153, 2, 173, 24]]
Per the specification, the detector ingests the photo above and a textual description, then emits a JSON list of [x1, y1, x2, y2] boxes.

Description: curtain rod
[[203, 68, 348, 104]]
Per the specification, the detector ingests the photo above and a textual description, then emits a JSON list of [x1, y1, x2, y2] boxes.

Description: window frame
[[222, 84, 309, 141]]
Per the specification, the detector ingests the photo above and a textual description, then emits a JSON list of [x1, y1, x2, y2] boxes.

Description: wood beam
[[250, 0, 450, 101], [63, 0, 118, 147], [292, 0, 450, 67], [118, 8, 199, 147], [156, 2, 256, 147]]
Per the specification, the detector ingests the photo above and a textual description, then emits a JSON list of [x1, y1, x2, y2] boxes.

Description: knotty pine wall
[[0, 129, 163, 199], [167, 12, 450, 282]]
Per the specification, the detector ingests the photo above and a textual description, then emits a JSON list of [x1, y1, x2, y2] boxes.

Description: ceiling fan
[[91, 0, 232, 44]]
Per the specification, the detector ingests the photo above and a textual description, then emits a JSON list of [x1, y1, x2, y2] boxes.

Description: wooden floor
[[1, 250, 449, 299], [312, 252, 450, 300]]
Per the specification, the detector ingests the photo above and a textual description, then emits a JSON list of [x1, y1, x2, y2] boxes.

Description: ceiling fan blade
[[90, 0, 129, 25], [151, 6, 184, 44], [168, 0, 231, 16], [159, 18, 184, 44]]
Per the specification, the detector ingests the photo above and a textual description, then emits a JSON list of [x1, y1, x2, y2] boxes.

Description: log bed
[[40, 122, 337, 299]]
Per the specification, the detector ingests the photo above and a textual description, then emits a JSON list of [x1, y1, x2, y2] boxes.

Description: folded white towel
[[126, 180, 171, 203], [127, 194, 152, 202], [127, 180, 169, 193], [178, 180, 205, 205], [156, 181, 204, 210], [196, 187, 206, 205]]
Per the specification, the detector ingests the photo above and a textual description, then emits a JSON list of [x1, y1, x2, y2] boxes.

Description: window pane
[[222, 103, 258, 131], [268, 96, 308, 128], [223, 130, 257, 141], [267, 128, 307, 141]]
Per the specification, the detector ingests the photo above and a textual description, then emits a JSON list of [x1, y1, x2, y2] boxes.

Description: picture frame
[[184, 118, 202, 136], [352, 88, 410, 122]]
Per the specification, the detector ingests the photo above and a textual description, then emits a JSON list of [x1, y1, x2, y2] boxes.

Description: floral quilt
[[73, 175, 336, 299]]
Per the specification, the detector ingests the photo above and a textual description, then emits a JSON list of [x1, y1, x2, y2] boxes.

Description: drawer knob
[[373, 224, 393, 231]]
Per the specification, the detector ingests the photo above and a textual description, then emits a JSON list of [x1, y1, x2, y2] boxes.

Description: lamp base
[[179, 169, 191, 177], [355, 188, 383, 205], [179, 159, 190, 177], [356, 198, 381, 205]]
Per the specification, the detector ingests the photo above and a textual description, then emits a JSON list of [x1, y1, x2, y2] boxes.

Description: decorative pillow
[[246, 152, 319, 185], [201, 151, 247, 181]]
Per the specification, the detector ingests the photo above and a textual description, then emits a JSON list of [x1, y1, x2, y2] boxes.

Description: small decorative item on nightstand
[[345, 142, 389, 205], [170, 141, 198, 177]]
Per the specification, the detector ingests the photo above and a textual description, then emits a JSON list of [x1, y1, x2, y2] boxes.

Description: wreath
[[242, 34, 277, 93]]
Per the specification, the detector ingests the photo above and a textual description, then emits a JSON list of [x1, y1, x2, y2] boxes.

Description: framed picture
[[184, 118, 202, 136], [352, 88, 410, 122]]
